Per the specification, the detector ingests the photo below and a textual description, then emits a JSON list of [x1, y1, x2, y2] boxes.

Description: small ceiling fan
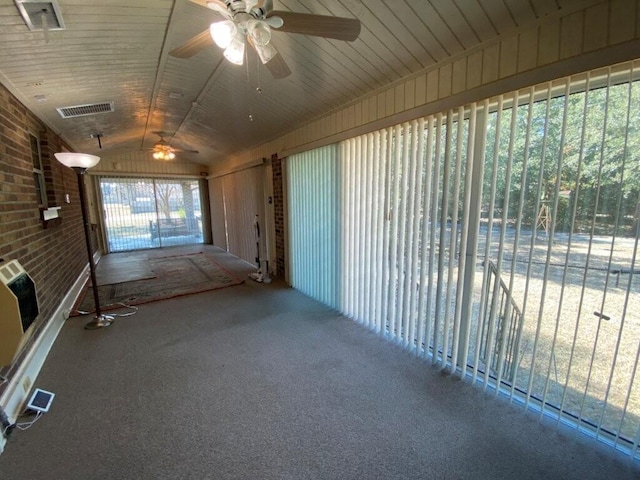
[[147, 132, 199, 160], [170, 0, 361, 79]]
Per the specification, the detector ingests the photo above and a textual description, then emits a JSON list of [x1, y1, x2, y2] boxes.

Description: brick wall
[[271, 154, 285, 278], [0, 82, 90, 391]]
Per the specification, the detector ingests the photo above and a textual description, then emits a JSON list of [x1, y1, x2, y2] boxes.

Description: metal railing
[[480, 260, 523, 384]]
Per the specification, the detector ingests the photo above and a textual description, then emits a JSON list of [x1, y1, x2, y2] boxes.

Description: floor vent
[[15, 1, 65, 31], [56, 101, 115, 118]]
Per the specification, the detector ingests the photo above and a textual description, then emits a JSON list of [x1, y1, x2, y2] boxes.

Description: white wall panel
[[208, 176, 227, 250], [438, 63, 453, 98], [220, 166, 265, 265], [560, 11, 584, 59], [584, 3, 609, 52], [538, 19, 561, 65], [482, 43, 500, 84], [452, 58, 467, 94], [610, 0, 637, 44], [499, 36, 519, 79]]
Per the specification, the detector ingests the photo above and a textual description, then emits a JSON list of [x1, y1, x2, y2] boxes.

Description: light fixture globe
[[224, 33, 246, 65], [54, 152, 101, 169], [255, 42, 277, 64], [210, 20, 237, 49], [247, 20, 271, 46]]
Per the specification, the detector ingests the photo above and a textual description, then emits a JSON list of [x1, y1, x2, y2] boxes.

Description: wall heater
[[0, 260, 39, 366]]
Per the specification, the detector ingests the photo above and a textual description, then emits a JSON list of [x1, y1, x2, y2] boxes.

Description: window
[[30, 133, 46, 207]]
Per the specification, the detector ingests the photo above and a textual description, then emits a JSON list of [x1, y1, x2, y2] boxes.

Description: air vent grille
[[56, 102, 115, 118], [15, 1, 65, 31]]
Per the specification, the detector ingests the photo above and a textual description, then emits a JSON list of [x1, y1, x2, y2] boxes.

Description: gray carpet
[[0, 246, 638, 480]]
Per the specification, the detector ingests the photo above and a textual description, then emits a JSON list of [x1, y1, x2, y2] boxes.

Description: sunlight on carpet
[[73, 252, 242, 314]]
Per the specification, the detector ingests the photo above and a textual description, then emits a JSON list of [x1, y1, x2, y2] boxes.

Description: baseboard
[[0, 257, 95, 454]]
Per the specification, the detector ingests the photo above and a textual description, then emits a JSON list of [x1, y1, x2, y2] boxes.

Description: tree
[[155, 183, 178, 219]]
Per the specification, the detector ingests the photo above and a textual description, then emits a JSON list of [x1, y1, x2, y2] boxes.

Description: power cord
[[1, 409, 45, 439], [73, 303, 138, 317], [14, 411, 42, 431]]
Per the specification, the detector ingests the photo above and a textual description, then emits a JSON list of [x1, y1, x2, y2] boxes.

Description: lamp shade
[[54, 152, 101, 169]]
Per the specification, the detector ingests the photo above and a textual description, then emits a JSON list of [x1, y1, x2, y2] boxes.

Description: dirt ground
[[469, 228, 639, 443]]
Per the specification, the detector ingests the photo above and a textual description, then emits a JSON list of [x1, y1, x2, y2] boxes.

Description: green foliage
[[482, 80, 640, 237]]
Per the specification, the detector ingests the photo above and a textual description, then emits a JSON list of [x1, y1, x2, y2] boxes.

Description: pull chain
[[256, 48, 262, 95], [245, 46, 254, 122]]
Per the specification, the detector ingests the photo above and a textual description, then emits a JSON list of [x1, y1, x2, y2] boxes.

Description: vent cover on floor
[[15, 0, 65, 31], [56, 101, 115, 118]]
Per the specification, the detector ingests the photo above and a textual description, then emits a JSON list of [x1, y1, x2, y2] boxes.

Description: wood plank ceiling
[[0, 0, 581, 167]]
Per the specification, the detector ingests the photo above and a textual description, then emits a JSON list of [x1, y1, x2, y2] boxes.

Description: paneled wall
[[94, 152, 208, 177], [209, 166, 266, 266], [213, 0, 640, 175]]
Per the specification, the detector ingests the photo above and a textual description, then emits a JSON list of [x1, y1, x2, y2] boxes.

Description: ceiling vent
[[14, 0, 65, 31], [56, 102, 115, 119]]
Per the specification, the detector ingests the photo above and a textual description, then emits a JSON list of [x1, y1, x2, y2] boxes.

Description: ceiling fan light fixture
[[210, 20, 237, 49], [152, 150, 176, 161], [247, 20, 271, 46], [255, 42, 277, 64], [224, 34, 245, 65]]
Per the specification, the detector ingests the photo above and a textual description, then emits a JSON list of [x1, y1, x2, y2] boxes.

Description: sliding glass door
[[99, 177, 203, 252]]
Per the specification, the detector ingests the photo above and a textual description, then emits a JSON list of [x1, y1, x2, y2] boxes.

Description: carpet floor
[[1, 245, 638, 479]]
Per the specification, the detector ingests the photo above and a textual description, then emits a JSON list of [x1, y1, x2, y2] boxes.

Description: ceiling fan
[[147, 132, 199, 160], [170, 0, 361, 79]]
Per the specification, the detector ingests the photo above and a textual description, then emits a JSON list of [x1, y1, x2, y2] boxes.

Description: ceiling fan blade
[[268, 11, 361, 41], [170, 29, 214, 58], [264, 50, 291, 79]]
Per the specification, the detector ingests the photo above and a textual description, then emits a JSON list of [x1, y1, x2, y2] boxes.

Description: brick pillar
[[271, 153, 285, 278]]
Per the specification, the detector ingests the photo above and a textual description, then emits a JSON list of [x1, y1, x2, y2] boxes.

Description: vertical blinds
[[286, 60, 640, 457], [288, 145, 340, 308]]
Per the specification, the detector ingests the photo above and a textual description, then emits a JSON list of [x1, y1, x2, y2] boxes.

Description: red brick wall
[[0, 82, 90, 390], [271, 154, 285, 278]]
